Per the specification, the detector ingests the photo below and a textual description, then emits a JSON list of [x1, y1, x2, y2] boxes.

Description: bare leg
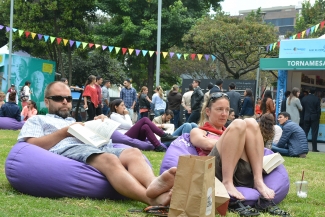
[[215, 119, 246, 200], [244, 118, 275, 199]]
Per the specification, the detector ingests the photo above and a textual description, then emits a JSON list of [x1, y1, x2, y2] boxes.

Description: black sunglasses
[[46, 95, 73, 103], [208, 92, 229, 105]]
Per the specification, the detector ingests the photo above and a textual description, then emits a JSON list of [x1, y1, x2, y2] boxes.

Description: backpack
[[20, 87, 28, 101]]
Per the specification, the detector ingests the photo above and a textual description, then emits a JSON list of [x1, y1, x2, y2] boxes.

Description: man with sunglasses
[[17, 81, 176, 206]]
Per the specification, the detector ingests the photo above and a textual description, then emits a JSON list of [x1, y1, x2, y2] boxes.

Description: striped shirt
[[17, 114, 82, 153]]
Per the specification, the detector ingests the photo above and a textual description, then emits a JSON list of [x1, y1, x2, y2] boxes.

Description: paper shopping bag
[[168, 155, 215, 217], [215, 177, 230, 216]]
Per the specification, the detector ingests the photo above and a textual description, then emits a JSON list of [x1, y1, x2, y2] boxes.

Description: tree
[[0, 0, 97, 83], [95, 0, 223, 95], [182, 12, 278, 79]]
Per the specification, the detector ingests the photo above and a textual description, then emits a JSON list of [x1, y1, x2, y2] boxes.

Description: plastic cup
[[295, 181, 308, 198]]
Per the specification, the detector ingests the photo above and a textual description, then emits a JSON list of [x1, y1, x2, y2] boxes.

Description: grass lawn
[[1, 129, 325, 217]]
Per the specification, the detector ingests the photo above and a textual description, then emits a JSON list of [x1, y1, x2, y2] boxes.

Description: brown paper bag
[[215, 177, 230, 216], [168, 155, 215, 217]]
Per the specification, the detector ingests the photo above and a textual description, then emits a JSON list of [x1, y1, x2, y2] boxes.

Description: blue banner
[[280, 39, 325, 58], [276, 70, 288, 118]]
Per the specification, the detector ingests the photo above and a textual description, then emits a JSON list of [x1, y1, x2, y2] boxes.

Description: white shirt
[[273, 125, 283, 145], [110, 112, 132, 134]]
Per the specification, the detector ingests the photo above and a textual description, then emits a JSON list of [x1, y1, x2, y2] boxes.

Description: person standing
[[209, 79, 223, 94], [181, 84, 193, 122], [203, 83, 214, 104], [260, 90, 275, 117], [101, 80, 111, 116], [83, 75, 98, 121], [120, 79, 137, 122], [255, 98, 262, 122], [138, 86, 152, 119], [152, 86, 166, 117], [301, 89, 321, 152], [239, 89, 255, 119], [286, 87, 303, 125], [6, 84, 18, 104], [281, 91, 291, 112], [95, 76, 103, 116], [226, 82, 242, 118], [21, 81, 32, 108], [187, 79, 204, 124], [167, 85, 182, 129]]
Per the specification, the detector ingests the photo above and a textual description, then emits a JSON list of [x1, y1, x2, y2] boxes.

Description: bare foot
[[254, 180, 275, 199], [149, 191, 172, 206], [223, 181, 245, 200], [146, 167, 176, 199]]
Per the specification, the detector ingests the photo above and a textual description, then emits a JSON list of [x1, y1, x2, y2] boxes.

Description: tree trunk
[[147, 55, 156, 97]]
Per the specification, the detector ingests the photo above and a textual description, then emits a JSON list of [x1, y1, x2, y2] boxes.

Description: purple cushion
[[5, 142, 150, 199], [0, 117, 24, 130], [160, 135, 290, 206]]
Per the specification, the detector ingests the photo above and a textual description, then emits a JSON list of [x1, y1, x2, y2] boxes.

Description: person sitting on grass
[[21, 100, 38, 121], [190, 92, 275, 200], [0, 92, 21, 122], [259, 113, 283, 149], [271, 112, 308, 158], [109, 99, 177, 152], [224, 108, 235, 127], [18, 81, 176, 206]]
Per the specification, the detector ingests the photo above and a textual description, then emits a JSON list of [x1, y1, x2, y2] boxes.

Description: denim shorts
[[55, 143, 125, 163]]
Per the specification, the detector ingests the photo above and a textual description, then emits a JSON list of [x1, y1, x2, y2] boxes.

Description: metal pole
[[7, 0, 14, 90], [155, 0, 162, 87], [256, 67, 260, 99]]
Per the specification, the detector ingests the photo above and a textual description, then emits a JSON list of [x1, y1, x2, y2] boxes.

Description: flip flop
[[128, 205, 169, 216], [255, 197, 290, 217], [229, 200, 260, 217]]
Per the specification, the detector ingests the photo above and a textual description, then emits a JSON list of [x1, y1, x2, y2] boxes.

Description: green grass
[[0, 129, 325, 216]]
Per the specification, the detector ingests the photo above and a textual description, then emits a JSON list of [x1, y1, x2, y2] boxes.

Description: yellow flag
[[63, 39, 68, 46], [273, 42, 277, 50], [197, 54, 203, 60], [129, 48, 134, 55], [315, 23, 320, 32], [82, 42, 88, 49], [184, 54, 189, 59], [302, 31, 306, 38], [162, 52, 168, 58], [50, 36, 56, 43], [31, 32, 36, 39], [115, 47, 121, 54], [293, 34, 297, 39], [95, 44, 100, 48], [18, 30, 24, 36], [149, 51, 155, 57]]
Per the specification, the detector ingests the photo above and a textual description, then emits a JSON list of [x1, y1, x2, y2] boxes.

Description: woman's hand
[[94, 114, 108, 121], [123, 110, 129, 115], [83, 104, 88, 110]]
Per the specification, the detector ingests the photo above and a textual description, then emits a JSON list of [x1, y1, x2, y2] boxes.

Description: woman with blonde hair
[[152, 86, 166, 117], [286, 87, 302, 124], [138, 86, 151, 119]]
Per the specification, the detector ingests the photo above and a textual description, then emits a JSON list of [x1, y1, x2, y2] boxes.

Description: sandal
[[128, 205, 169, 216], [255, 197, 290, 217], [229, 200, 260, 217]]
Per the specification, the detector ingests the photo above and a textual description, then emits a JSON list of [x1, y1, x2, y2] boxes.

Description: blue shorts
[[55, 143, 125, 163]]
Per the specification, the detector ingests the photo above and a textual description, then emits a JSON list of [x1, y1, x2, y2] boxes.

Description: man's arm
[[275, 124, 292, 148]]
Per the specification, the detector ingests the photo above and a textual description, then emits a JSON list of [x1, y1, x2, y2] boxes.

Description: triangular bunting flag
[[82, 42, 88, 49], [184, 54, 189, 60], [266, 45, 270, 52], [18, 30, 24, 36], [302, 31, 306, 38], [69, 40, 75, 47], [176, 53, 182, 59], [273, 42, 277, 49], [135, 49, 141, 56], [162, 52, 168, 58], [190, 54, 196, 60], [115, 47, 121, 54], [211, 55, 216, 61], [76, 41, 81, 48], [277, 41, 280, 47], [0, 25, 3, 29], [293, 34, 297, 39], [56, 38, 62, 45], [95, 44, 100, 48], [50, 36, 56, 43], [31, 32, 36, 39], [197, 54, 203, 60], [311, 26, 315, 34], [149, 51, 155, 57], [129, 48, 134, 55], [44, 35, 49, 42], [270, 44, 273, 51], [321, 21, 325, 29], [204, 54, 210, 61], [122, 48, 128, 55], [5, 27, 10, 32], [63, 39, 68, 46], [142, 50, 148, 56], [169, 52, 175, 58], [12, 28, 17, 32], [297, 33, 301, 39], [37, 34, 43, 40], [108, 46, 114, 52], [89, 43, 94, 48], [155, 51, 159, 56], [25, 31, 30, 38], [102, 45, 107, 50], [315, 23, 320, 32], [306, 28, 310, 36], [289, 36, 293, 39]]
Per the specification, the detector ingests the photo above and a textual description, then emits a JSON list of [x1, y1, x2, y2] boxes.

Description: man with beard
[[17, 81, 176, 206]]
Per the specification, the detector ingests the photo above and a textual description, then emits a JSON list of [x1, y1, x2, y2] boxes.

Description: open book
[[263, 153, 285, 174], [67, 119, 121, 147]]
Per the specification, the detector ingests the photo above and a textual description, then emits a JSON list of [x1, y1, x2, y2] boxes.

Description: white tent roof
[[319, 34, 325, 39], [0, 44, 31, 57]]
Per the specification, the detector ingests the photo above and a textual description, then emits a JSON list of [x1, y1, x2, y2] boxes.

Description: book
[[67, 119, 121, 147], [263, 153, 285, 174]]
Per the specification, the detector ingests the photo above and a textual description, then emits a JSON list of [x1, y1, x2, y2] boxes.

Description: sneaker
[[154, 145, 166, 152], [160, 133, 178, 142], [299, 153, 307, 158]]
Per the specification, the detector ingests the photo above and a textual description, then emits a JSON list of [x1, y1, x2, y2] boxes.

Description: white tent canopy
[[0, 44, 31, 57]]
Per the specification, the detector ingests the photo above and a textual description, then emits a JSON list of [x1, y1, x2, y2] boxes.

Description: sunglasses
[[46, 95, 73, 103], [209, 92, 229, 101]]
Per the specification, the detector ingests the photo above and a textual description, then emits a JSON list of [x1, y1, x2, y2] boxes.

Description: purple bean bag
[[5, 142, 150, 199], [111, 131, 167, 151], [0, 117, 24, 130], [160, 133, 290, 206]]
